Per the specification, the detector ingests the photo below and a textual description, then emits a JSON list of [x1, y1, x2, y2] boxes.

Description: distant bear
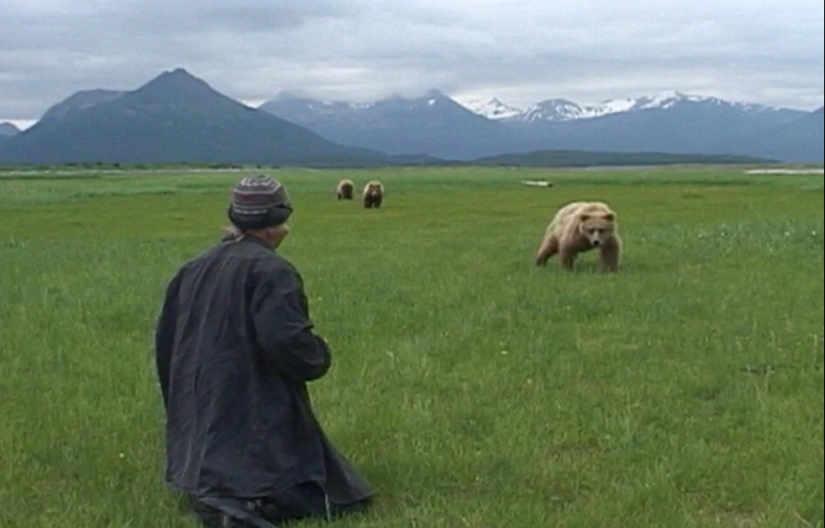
[[362, 180, 384, 209], [534, 201, 622, 273], [336, 179, 355, 200]]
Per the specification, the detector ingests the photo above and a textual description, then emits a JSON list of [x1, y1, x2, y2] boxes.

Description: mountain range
[[259, 90, 822, 162], [0, 68, 821, 166], [457, 92, 787, 122], [0, 69, 388, 167]]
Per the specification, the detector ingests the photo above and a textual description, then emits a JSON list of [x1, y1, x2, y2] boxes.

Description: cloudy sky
[[1, 0, 823, 128]]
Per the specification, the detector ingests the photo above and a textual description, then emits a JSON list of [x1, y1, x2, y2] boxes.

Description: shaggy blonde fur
[[336, 179, 355, 200], [534, 201, 622, 272], [362, 180, 384, 208]]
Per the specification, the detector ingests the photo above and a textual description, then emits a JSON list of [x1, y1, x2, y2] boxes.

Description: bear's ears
[[580, 211, 616, 222]]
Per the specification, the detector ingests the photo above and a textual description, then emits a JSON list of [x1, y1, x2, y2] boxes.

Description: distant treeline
[[0, 149, 782, 174], [465, 150, 777, 167]]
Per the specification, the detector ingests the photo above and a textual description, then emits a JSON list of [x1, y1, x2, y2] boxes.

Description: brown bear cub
[[336, 179, 355, 200], [362, 180, 384, 209], [535, 201, 622, 273]]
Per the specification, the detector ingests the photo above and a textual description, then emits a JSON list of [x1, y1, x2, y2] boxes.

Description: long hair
[[221, 225, 244, 242]]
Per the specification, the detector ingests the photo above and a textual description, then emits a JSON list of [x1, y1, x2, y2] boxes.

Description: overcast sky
[[1, 0, 823, 128]]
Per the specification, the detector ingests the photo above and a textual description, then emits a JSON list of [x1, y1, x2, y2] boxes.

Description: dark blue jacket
[[155, 236, 373, 510]]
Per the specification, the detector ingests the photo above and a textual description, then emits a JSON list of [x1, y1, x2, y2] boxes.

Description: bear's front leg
[[558, 249, 577, 271], [534, 235, 559, 266], [599, 240, 620, 273]]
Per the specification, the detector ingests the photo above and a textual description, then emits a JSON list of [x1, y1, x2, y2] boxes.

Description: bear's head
[[577, 210, 616, 247]]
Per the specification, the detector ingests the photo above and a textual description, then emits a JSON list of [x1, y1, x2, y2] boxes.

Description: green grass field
[[1, 165, 823, 528]]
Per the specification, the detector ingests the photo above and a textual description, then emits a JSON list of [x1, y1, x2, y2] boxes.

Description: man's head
[[227, 175, 293, 248]]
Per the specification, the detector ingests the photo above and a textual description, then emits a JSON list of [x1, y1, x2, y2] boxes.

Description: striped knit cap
[[227, 175, 293, 230]]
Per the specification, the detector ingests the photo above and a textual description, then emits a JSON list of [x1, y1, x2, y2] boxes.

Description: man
[[155, 175, 374, 527]]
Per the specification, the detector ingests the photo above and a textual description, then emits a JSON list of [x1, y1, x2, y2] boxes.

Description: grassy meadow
[[0, 165, 823, 528]]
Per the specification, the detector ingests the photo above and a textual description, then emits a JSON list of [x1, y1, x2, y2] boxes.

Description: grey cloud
[[112, 0, 357, 34], [0, 0, 822, 125]]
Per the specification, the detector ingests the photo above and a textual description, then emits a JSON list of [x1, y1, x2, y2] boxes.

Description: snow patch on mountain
[[453, 96, 524, 120], [455, 90, 783, 123]]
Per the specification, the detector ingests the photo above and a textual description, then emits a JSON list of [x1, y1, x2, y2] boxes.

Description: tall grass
[[1, 165, 822, 527]]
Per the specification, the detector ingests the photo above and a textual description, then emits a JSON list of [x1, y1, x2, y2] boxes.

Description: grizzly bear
[[362, 180, 384, 209], [534, 201, 622, 273], [336, 179, 355, 200]]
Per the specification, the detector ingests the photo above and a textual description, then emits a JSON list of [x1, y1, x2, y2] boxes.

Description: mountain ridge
[[456, 90, 801, 122], [259, 89, 819, 162], [0, 68, 390, 166], [0, 70, 820, 164]]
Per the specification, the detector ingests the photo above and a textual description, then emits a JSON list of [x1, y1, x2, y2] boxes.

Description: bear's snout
[[592, 239, 601, 246]]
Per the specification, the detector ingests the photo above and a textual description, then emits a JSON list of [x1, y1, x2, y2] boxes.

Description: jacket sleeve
[[251, 266, 332, 382], [155, 270, 183, 410]]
